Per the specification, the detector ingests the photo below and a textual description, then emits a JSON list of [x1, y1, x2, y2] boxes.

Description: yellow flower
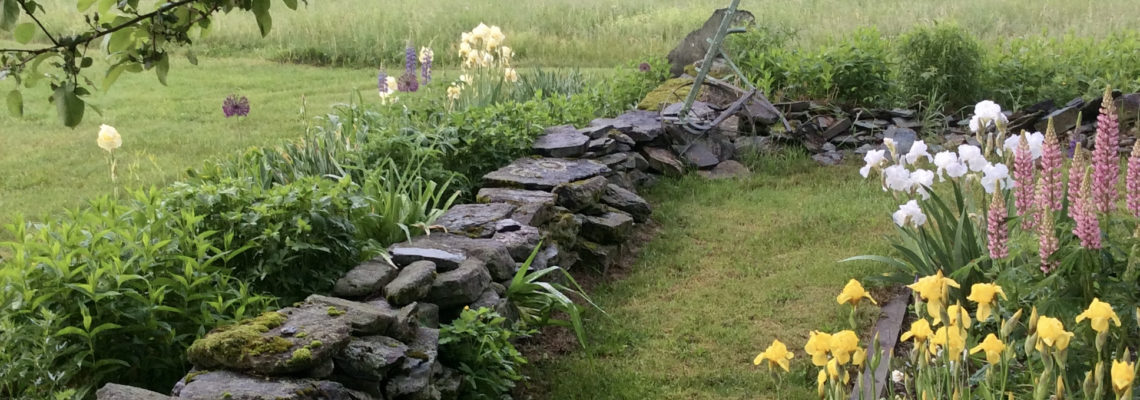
[[471, 23, 490, 40], [464, 51, 480, 68], [460, 32, 473, 45], [804, 331, 832, 366], [946, 303, 972, 329], [826, 358, 840, 380], [504, 67, 519, 83], [928, 325, 966, 359], [499, 46, 513, 65], [1035, 316, 1074, 352], [829, 330, 860, 365], [966, 283, 1007, 322], [753, 339, 794, 372], [969, 333, 1006, 365], [97, 124, 122, 152], [817, 369, 827, 397], [908, 270, 960, 325], [446, 85, 462, 101], [1075, 298, 1122, 333], [852, 347, 867, 368], [836, 279, 877, 306], [900, 319, 934, 343], [1112, 359, 1135, 397]]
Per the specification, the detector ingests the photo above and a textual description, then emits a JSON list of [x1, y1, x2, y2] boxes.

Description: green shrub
[[352, 157, 460, 248], [0, 193, 274, 398], [986, 32, 1140, 108], [896, 23, 985, 108], [816, 28, 894, 106], [439, 307, 531, 400], [504, 244, 598, 347]]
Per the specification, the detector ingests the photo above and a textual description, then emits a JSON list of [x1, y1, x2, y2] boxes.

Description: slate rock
[[887, 108, 916, 119], [883, 127, 918, 158], [1035, 105, 1085, 134], [483, 158, 610, 191], [576, 240, 618, 270], [415, 302, 440, 328], [581, 211, 635, 244], [385, 261, 437, 306], [596, 152, 631, 169], [601, 184, 652, 223], [578, 124, 612, 139], [333, 257, 398, 299], [812, 151, 844, 166], [552, 176, 609, 212], [822, 118, 853, 140], [682, 141, 720, 169], [492, 224, 542, 261], [386, 327, 442, 400], [588, 137, 617, 154], [642, 147, 684, 176], [662, 101, 717, 120], [177, 370, 371, 400], [589, 117, 632, 133], [891, 117, 922, 129], [476, 188, 557, 227], [309, 358, 336, 379], [186, 304, 352, 376], [629, 153, 650, 171], [533, 125, 590, 158], [96, 384, 170, 400], [610, 132, 636, 147], [1118, 93, 1140, 123], [335, 335, 408, 382], [428, 259, 492, 308], [306, 295, 400, 336], [436, 367, 462, 400], [612, 110, 665, 142], [358, 300, 421, 342], [697, 160, 751, 180], [388, 234, 514, 279], [434, 203, 516, 238]]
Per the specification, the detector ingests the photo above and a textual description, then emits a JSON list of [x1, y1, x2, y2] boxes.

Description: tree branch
[[1, 0, 201, 59], [18, 0, 58, 46]]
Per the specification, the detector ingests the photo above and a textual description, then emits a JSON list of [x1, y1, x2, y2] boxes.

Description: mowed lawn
[[527, 154, 894, 399]]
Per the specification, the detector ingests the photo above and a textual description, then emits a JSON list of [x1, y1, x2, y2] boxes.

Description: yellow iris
[[804, 331, 833, 367], [928, 325, 966, 360], [852, 347, 867, 368], [753, 339, 794, 372], [1035, 316, 1074, 353], [966, 283, 1006, 322], [900, 319, 934, 344], [1075, 298, 1122, 333], [829, 330, 860, 365], [817, 369, 827, 397], [946, 303, 972, 329], [837, 279, 877, 306], [969, 333, 1006, 365], [1112, 359, 1135, 397], [908, 270, 960, 325]]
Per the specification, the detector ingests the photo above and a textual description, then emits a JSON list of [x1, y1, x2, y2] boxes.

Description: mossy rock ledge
[[186, 301, 353, 376]]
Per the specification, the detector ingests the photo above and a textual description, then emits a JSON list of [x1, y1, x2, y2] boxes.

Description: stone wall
[[97, 102, 757, 400]]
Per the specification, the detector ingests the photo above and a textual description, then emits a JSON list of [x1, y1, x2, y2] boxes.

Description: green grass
[[527, 153, 895, 399]]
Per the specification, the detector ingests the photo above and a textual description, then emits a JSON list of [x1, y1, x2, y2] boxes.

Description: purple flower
[[1013, 133, 1036, 229], [222, 95, 250, 118], [1091, 86, 1121, 213], [421, 49, 433, 85], [397, 72, 419, 93], [405, 45, 417, 76], [639, 62, 651, 72], [378, 70, 389, 93], [987, 192, 1009, 260], [1041, 124, 1064, 211]]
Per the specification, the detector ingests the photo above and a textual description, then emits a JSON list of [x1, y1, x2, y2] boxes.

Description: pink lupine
[[987, 193, 1009, 259], [1013, 133, 1037, 230], [1040, 121, 1065, 211], [1037, 178, 1058, 273], [1067, 144, 1087, 219], [1127, 140, 1140, 217], [1091, 87, 1121, 213], [1073, 170, 1103, 249]]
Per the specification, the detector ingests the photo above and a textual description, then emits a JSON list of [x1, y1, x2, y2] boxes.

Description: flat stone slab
[[614, 110, 665, 142], [642, 147, 684, 177], [581, 211, 635, 244], [682, 141, 720, 169], [475, 187, 558, 226], [434, 203, 516, 238], [388, 233, 515, 280], [483, 157, 610, 191], [332, 257, 398, 299], [97, 384, 170, 400], [533, 125, 590, 158], [176, 371, 368, 400], [601, 184, 651, 223]]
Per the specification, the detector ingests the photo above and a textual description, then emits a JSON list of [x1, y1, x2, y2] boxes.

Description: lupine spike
[[1074, 168, 1103, 249], [1068, 143, 1086, 219], [1041, 119, 1065, 211], [988, 192, 1009, 260], [1092, 86, 1121, 213], [1127, 140, 1140, 217], [1014, 131, 1037, 230], [1037, 178, 1059, 273]]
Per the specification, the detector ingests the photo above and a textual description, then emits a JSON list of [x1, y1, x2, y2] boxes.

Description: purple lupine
[[405, 45, 416, 76], [378, 70, 389, 93], [1013, 133, 1037, 229], [1073, 171, 1102, 249], [1091, 87, 1121, 213], [421, 48, 433, 85], [222, 95, 250, 118], [1041, 122, 1065, 211], [1037, 178, 1058, 273], [987, 192, 1009, 260], [1067, 144, 1086, 219], [397, 46, 420, 92], [1127, 140, 1140, 217]]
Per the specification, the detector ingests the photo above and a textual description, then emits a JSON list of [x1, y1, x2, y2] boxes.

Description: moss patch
[[186, 311, 291, 368], [327, 306, 345, 316], [309, 340, 323, 348], [183, 369, 210, 383], [289, 347, 313, 365], [637, 78, 701, 111]]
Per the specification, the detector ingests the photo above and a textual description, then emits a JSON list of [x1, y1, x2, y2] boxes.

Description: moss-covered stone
[[186, 312, 290, 369], [327, 306, 345, 316], [183, 369, 210, 383], [289, 347, 312, 365], [638, 78, 699, 111], [309, 340, 323, 348]]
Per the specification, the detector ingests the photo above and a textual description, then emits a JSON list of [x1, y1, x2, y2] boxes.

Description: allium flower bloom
[[966, 283, 1006, 322], [1075, 298, 1121, 333], [1038, 179, 1059, 273], [986, 193, 1009, 260], [1068, 144, 1087, 218], [900, 319, 934, 344], [753, 339, 794, 372], [957, 144, 988, 172], [1092, 87, 1121, 213], [1073, 173, 1102, 249], [222, 95, 250, 118], [1127, 140, 1140, 217], [883, 165, 911, 192], [969, 334, 1006, 365], [893, 200, 927, 227], [639, 62, 651, 72], [397, 72, 419, 92], [97, 124, 122, 152], [1040, 122, 1065, 211], [933, 151, 968, 180], [1013, 134, 1037, 229], [969, 100, 1009, 133], [981, 163, 1012, 193], [905, 140, 933, 164], [860, 149, 887, 178], [419, 47, 434, 85], [836, 279, 876, 306], [1034, 316, 1074, 353], [504, 67, 519, 83]]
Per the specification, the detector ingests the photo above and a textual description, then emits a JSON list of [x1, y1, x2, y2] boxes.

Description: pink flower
[[1073, 170, 1102, 249], [1013, 133, 1037, 229], [1128, 139, 1140, 218], [987, 193, 1009, 260], [1037, 178, 1058, 273], [1091, 87, 1121, 213], [1068, 144, 1087, 220], [1041, 122, 1065, 211]]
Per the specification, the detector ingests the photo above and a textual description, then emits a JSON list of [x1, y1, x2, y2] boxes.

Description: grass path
[[528, 153, 896, 399]]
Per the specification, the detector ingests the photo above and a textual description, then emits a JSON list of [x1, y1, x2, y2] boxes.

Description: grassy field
[[526, 154, 895, 399]]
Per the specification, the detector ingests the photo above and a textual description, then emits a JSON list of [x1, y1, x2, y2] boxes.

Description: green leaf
[[96, 0, 114, 14], [103, 63, 128, 91], [252, 0, 271, 37], [13, 22, 35, 43], [282, 0, 297, 10], [77, 0, 97, 12], [0, 0, 19, 31], [54, 326, 89, 338], [53, 85, 85, 128], [155, 53, 169, 85], [106, 27, 133, 53], [186, 50, 198, 66], [6, 90, 22, 117]]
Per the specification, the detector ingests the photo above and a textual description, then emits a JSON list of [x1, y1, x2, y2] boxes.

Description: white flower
[[892, 370, 905, 384], [379, 76, 399, 104], [97, 124, 122, 152], [980, 163, 1012, 193], [1002, 131, 1045, 159], [459, 74, 472, 85], [893, 200, 927, 228], [418, 47, 434, 64], [860, 149, 887, 178], [472, 23, 490, 40], [459, 42, 472, 57], [905, 140, 933, 165], [883, 165, 912, 192], [933, 151, 967, 180], [447, 84, 462, 101], [910, 169, 935, 199], [969, 100, 1009, 133], [504, 67, 518, 83], [883, 138, 898, 160], [957, 144, 988, 172]]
